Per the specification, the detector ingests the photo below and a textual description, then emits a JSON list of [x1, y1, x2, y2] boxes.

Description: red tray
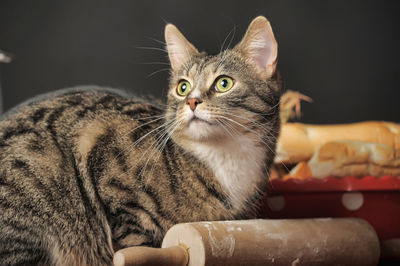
[[260, 176, 400, 240]]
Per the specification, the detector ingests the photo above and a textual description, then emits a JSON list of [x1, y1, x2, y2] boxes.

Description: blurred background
[[0, 0, 399, 123]]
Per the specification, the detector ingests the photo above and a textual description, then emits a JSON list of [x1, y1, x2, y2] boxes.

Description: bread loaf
[[275, 121, 400, 164], [285, 140, 400, 179]]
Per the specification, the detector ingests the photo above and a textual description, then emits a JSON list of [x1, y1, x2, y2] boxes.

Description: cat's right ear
[[165, 24, 199, 72], [236, 16, 278, 80]]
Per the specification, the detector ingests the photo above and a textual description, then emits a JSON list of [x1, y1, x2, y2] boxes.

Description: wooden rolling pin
[[114, 218, 380, 266]]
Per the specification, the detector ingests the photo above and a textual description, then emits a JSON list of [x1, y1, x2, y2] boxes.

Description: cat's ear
[[236, 16, 278, 80], [165, 24, 199, 72]]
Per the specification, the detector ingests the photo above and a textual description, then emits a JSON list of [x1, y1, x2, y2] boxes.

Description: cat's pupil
[[220, 79, 228, 88], [181, 84, 187, 92]]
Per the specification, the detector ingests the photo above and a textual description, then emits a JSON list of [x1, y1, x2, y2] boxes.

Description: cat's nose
[[186, 98, 203, 111]]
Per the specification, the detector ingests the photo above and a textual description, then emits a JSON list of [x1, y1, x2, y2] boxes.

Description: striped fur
[[0, 17, 281, 265]]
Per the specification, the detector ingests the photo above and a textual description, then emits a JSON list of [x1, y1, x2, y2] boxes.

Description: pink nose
[[186, 98, 203, 111]]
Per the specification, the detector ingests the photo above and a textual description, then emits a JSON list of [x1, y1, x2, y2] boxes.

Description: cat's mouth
[[189, 116, 212, 125], [183, 112, 223, 140]]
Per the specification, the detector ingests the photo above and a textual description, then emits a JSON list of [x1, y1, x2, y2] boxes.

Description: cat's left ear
[[165, 24, 199, 72], [236, 16, 278, 80]]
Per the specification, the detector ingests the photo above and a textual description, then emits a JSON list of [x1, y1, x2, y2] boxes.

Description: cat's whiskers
[[215, 119, 237, 139], [226, 25, 237, 51], [229, 102, 293, 173], [211, 110, 271, 137], [134, 46, 170, 78], [110, 116, 175, 169], [228, 111, 280, 145], [246, 98, 281, 117], [216, 116, 244, 138], [131, 116, 179, 148], [112, 116, 167, 161], [112, 116, 181, 181], [134, 62, 170, 66], [138, 116, 184, 180], [216, 26, 236, 70], [146, 37, 166, 46], [130, 114, 166, 120], [223, 105, 282, 138], [210, 113, 258, 136], [219, 110, 273, 134], [143, 119, 184, 180], [217, 109, 292, 175], [135, 46, 168, 53], [210, 114, 278, 158], [207, 106, 284, 165], [146, 68, 170, 78], [134, 113, 183, 159], [223, 98, 281, 121], [219, 25, 237, 54], [117, 113, 166, 140]]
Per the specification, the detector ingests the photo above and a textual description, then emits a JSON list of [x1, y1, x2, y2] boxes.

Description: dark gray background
[[0, 0, 399, 123]]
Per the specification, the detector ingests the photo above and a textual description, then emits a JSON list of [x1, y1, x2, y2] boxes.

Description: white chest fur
[[187, 136, 266, 211]]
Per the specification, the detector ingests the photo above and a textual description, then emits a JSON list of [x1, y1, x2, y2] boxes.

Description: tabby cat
[[0, 16, 281, 265]]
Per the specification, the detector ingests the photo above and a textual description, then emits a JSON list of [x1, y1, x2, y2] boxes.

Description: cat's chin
[[185, 118, 224, 141]]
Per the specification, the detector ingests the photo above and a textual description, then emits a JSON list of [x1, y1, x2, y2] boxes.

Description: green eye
[[215, 76, 234, 92], [176, 80, 191, 96]]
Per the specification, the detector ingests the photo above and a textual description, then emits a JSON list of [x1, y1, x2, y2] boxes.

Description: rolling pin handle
[[113, 245, 188, 266]]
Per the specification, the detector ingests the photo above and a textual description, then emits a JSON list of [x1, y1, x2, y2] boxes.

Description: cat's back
[[0, 86, 163, 265], [1, 85, 158, 122], [0, 86, 163, 173], [0, 85, 163, 142]]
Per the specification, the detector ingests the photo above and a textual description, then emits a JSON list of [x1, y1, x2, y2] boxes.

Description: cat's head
[[164, 16, 281, 143]]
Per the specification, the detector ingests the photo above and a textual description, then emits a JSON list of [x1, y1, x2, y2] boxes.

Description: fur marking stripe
[[2, 125, 36, 140], [30, 108, 49, 124], [120, 202, 164, 231], [72, 159, 107, 242], [194, 172, 232, 209]]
